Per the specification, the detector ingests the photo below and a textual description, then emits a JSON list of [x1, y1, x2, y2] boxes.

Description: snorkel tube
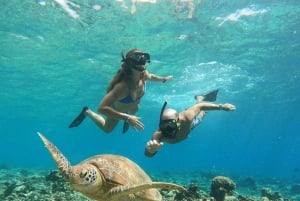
[[159, 101, 168, 126], [158, 101, 180, 138]]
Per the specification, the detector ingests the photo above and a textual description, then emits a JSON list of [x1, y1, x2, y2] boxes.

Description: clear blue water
[[1, 0, 300, 182]]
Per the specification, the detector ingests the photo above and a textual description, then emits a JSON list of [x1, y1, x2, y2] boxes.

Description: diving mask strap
[[121, 49, 126, 62]]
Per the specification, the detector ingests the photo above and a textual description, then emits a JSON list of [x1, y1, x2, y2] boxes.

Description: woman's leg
[[85, 109, 118, 133]]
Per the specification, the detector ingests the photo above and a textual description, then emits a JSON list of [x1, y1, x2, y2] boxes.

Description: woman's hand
[[126, 115, 144, 131]]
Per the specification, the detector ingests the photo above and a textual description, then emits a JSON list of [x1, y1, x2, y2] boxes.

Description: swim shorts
[[190, 114, 203, 130]]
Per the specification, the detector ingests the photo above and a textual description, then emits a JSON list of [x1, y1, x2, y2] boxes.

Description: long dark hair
[[106, 49, 141, 93]]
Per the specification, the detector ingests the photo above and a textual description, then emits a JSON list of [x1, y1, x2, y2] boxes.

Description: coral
[[45, 170, 62, 182], [45, 171, 70, 193], [0, 168, 297, 201], [210, 176, 236, 201], [173, 183, 213, 201], [0, 169, 90, 201], [261, 187, 282, 200], [236, 194, 257, 201], [3, 182, 17, 198]]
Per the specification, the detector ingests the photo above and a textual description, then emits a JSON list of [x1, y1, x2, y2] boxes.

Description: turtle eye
[[80, 169, 88, 178]]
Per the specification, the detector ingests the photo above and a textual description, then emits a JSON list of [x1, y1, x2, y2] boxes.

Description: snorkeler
[[69, 48, 172, 134], [144, 89, 236, 157]]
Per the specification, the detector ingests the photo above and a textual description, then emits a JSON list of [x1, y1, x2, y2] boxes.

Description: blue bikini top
[[118, 82, 146, 104]]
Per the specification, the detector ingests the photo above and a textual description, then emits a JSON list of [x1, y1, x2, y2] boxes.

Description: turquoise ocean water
[[1, 0, 299, 183]]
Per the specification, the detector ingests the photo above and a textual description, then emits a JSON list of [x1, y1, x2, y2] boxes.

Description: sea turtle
[[38, 132, 185, 201]]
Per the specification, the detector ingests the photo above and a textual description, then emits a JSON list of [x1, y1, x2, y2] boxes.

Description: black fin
[[122, 121, 130, 133], [195, 89, 219, 102], [68, 107, 88, 128]]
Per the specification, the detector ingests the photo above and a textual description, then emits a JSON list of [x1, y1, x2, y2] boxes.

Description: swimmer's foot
[[195, 89, 219, 102], [122, 121, 130, 134], [68, 106, 88, 128]]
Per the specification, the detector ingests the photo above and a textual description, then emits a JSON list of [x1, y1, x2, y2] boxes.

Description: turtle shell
[[78, 154, 162, 201]]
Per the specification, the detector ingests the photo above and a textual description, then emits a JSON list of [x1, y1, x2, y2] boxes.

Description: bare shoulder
[[113, 81, 128, 91], [109, 81, 129, 98], [180, 106, 199, 121], [183, 105, 199, 114]]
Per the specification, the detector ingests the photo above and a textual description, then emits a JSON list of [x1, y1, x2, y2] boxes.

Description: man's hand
[[221, 103, 236, 111], [165, 75, 173, 82], [146, 140, 163, 154]]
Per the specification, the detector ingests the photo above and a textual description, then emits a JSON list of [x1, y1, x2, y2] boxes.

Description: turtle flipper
[[37, 132, 73, 179], [108, 182, 186, 200]]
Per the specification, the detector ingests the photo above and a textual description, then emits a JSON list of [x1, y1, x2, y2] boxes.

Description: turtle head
[[38, 132, 73, 179], [38, 132, 105, 199], [69, 163, 104, 195]]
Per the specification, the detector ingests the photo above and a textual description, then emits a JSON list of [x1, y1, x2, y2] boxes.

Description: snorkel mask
[[159, 101, 180, 138], [121, 50, 150, 71]]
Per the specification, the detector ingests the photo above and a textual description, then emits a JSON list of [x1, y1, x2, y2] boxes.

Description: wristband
[[126, 114, 131, 123], [122, 113, 130, 122]]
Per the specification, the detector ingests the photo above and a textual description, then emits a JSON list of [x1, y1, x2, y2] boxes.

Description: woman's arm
[[99, 82, 144, 130], [98, 82, 129, 119], [144, 70, 173, 82]]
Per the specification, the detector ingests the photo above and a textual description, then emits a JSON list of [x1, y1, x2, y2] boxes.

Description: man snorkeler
[[144, 89, 236, 157]]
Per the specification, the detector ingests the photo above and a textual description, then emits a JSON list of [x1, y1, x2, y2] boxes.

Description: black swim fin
[[68, 106, 88, 128], [195, 89, 219, 102], [122, 121, 130, 133]]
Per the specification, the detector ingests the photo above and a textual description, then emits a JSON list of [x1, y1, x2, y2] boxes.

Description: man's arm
[[201, 103, 236, 111], [144, 131, 164, 157], [184, 102, 236, 120]]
